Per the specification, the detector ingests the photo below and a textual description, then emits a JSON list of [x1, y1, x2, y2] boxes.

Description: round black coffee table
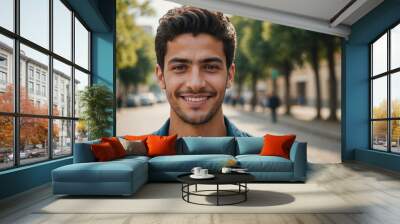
[[177, 173, 255, 206]]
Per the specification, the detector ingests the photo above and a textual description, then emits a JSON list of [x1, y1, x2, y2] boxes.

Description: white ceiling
[[168, 0, 384, 38]]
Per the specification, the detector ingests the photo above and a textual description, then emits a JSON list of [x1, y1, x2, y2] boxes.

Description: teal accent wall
[[0, 0, 115, 200], [0, 158, 72, 199], [92, 32, 115, 135], [343, 0, 400, 171]]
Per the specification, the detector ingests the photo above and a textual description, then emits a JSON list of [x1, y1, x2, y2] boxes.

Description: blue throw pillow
[[179, 137, 235, 155], [236, 137, 263, 155]]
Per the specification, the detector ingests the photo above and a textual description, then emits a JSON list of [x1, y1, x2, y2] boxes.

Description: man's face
[[156, 33, 235, 125]]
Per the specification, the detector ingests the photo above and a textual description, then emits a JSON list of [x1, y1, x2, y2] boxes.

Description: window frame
[[369, 20, 400, 154], [0, 0, 92, 171]]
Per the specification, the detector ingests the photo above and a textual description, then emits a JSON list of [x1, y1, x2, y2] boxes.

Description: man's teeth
[[184, 97, 208, 102]]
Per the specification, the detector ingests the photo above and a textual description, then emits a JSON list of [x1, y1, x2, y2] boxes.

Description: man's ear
[[155, 64, 166, 89], [226, 63, 235, 89]]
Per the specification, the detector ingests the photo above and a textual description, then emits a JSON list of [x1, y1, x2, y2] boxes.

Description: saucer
[[190, 174, 215, 179]]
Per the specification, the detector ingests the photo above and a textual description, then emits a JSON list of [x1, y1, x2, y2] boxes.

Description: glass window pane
[[0, 34, 14, 112], [74, 18, 89, 70], [391, 72, 400, 118], [0, 116, 14, 170], [53, 59, 72, 117], [372, 33, 387, 76], [0, 0, 14, 31], [391, 120, 400, 153], [75, 120, 88, 143], [20, 0, 49, 49], [53, 0, 72, 60], [74, 69, 89, 118], [372, 121, 388, 151], [20, 117, 49, 165], [372, 76, 387, 119], [391, 24, 400, 70], [20, 44, 49, 115], [53, 119, 72, 157]]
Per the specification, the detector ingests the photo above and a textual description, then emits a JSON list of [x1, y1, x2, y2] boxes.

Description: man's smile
[[179, 94, 215, 108]]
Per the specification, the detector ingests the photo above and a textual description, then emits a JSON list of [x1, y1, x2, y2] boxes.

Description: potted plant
[[79, 84, 114, 140]]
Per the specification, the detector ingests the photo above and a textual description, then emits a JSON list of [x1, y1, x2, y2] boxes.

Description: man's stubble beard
[[167, 90, 225, 125]]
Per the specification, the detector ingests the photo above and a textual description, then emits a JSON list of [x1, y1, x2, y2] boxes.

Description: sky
[[0, 0, 89, 73]]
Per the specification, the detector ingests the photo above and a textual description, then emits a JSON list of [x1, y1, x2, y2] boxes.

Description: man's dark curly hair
[[155, 6, 236, 70]]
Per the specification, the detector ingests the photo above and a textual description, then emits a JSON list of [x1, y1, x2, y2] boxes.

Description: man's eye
[[172, 65, 186, 72], [204, 64, 219, 72]]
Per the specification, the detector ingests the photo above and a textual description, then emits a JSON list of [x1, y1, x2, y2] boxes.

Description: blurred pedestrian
[[268, 94, 281, 123]]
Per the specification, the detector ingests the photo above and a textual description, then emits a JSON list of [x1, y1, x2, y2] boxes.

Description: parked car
[[154, 92, 166, 103], [126, 94, 141, 107], [138, 93, 155, 106]]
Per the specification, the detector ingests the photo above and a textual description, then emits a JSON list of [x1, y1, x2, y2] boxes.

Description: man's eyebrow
[[168, 58, 192, 65], [200, 57, 224, 64], [167, 57, 224, 65]]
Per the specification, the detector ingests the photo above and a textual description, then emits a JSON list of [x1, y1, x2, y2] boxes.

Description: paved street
[[117, 103, 341, 164]]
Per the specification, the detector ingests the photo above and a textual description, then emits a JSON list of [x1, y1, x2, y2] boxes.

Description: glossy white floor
[[1, 162, 400, 224]]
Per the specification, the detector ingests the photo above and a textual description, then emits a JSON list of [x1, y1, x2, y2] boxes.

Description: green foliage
[[118, 30, 155, 90], [268, 24, 304, 72], [117, 0, 155, 90], [79, 84, 114, 140]]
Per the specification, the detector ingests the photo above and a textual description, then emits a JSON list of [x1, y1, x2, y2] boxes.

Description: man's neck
[[168, 108, 227, 137]]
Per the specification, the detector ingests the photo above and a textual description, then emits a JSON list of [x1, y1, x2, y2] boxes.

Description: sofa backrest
[[235, 137, 263, 155], [73, 139, 100, 163], [177, 137, 236, 155]]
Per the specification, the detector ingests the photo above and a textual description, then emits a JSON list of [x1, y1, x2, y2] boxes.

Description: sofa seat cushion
[[52, 159, 147, 183], [236, 155, 293, 172], [149, 154, 235, 172]]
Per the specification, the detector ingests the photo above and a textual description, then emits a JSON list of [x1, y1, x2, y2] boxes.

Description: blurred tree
[[372, 100, 387, 140], [0, 85, 58, 150], [323, 35, 341, 121], [117, 0, 155, 104], [118, 31, 155, 94], [269, 25, 304, 115], [240, 20, 271, 111], [117, 0, 154, 70], [299, 30, 325, 120], [230, 16, 252, 105]]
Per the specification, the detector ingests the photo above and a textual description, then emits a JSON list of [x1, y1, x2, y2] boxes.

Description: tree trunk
[[236, 78, 243, 108], [272, 77, 277, 95], [283, 62, 292, 115], [250, 74, 258, 112], [311, 45, 322, 120], [326, 38, 338, 121]]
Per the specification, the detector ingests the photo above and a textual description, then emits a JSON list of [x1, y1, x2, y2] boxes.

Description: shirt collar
[[152, 116, 251, 137]]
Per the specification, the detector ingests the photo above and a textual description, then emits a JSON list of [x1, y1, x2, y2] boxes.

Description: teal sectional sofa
[[52, 137, 307, 196]]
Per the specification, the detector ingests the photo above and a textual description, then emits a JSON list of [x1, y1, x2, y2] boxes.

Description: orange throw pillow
[[260, 134, 296, 159], [146, 135, 177, 157], [124, 135, 152, 141], [91, 142, 118, 161], [101, 137, 126, 158]]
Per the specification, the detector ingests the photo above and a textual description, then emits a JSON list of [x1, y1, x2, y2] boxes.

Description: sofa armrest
[[289, 141, 307, 181], [73, 140, 100, 163]]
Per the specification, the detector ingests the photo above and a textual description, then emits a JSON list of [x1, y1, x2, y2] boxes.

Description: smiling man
[[153, 6, 251, 137]]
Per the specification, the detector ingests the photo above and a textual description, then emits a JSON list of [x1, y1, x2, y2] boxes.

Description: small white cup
[[221, 167, 232, 174], [200, 169, 208, 176], [191, 167, 202, 176]]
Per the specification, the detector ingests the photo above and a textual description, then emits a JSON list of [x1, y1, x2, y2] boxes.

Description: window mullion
[[49, 0, 53, 160], [388, 30, 391, 152], [71, 10, 76, 155], [13, 0, 20, 167]]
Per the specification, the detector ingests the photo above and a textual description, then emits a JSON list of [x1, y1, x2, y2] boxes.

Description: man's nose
[[187, 66, 206, 91]]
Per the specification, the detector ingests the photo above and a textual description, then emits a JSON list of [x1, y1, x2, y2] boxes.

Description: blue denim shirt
[[152, 116, 252, 137]]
